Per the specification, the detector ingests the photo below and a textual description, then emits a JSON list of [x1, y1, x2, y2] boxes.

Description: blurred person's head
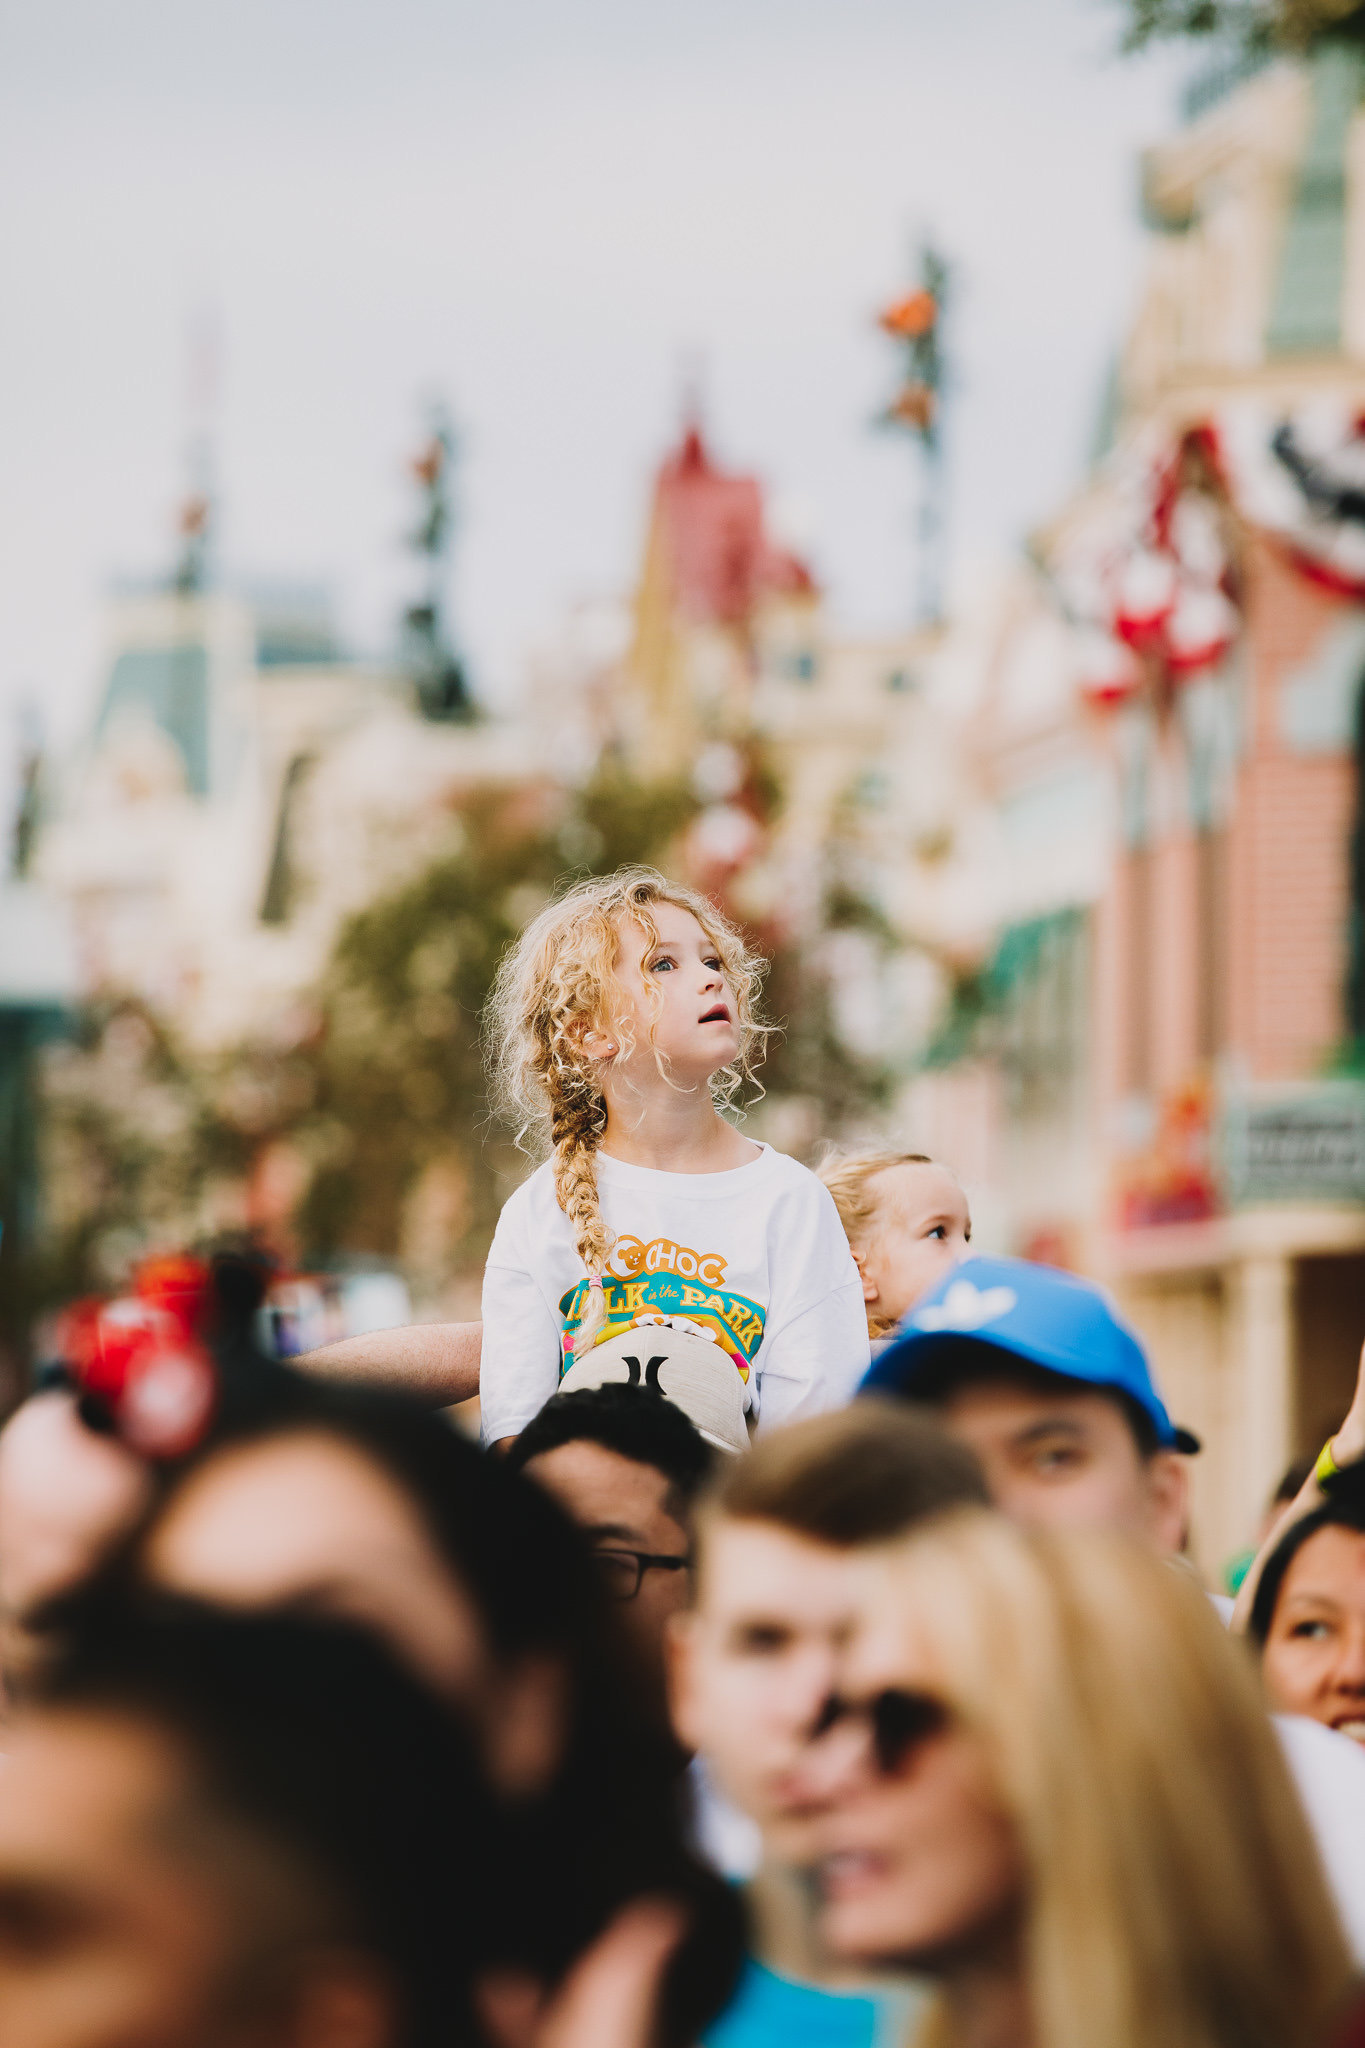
[[0, 1391, 152, 1691], [797, 1512, 1351, 2048], [507, 1387, 713, 1724], [89, 1376, 588, 1801], [1251, 1472, 1365, 1746], [668, 1403, 987, 1861], [0, 1599, 495, 2048], [863, 1256, 1194, 1551], [88, 1374, 742, 2037], [0, 1248, 283, 1694], [15, 1369, 745, 2037], [819, 1150, 971, 1337]]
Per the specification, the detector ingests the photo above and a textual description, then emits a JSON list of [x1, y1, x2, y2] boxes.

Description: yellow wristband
[[1314, 1439, 1341, 1488]]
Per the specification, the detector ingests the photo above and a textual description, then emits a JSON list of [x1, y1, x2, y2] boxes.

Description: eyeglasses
[[810, 1687, 948, 1775], [591, 1547, 692, 1602]]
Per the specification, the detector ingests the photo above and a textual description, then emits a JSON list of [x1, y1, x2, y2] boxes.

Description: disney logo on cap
[[913, 1280, 1018, 1333]]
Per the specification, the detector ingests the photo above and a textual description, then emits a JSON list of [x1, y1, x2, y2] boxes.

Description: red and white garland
[[1055, 399, 1365, 710], [1050, 425, 1240, 708]]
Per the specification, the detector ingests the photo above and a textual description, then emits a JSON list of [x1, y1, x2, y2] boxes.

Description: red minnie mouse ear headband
[[52, 1253, 219, 1462]]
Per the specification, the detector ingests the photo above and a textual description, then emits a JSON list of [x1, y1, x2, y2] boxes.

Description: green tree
[[1120, 0, 1365, 51], [2, 998, 246, 1365]]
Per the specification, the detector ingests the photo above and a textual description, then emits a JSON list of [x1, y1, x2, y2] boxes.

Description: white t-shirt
[[1274, 1715, 1365, 1965], [480, 1142, 870, 1444]]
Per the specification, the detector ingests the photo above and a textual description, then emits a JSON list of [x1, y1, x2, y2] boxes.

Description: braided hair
[[548, 1065, 614, 1353], [485, 867, 769, 1358]]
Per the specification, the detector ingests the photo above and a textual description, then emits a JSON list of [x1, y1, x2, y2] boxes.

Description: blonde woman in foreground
[[793, 1511, 1355, 2048]]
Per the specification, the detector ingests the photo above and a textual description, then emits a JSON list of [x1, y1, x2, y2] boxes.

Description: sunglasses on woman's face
[[810, 1687, 949, 1776]]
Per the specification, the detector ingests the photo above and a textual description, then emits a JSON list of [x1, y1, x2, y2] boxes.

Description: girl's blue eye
[[651, 956, 674, 972]]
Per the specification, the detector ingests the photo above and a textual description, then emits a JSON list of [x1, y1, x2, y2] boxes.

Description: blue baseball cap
[[862, 1255, 1199, 1454]]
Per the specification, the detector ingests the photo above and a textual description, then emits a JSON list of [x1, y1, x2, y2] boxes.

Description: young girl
[[479, 869, 869, 1449], [818, 1148, 971, 1340]]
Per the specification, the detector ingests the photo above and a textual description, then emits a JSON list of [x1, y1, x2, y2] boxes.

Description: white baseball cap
[[557, 1322, 750, 1455]]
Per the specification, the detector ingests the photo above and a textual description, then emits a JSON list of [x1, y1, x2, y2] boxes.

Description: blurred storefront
[[910, 51, 1365, 1570]]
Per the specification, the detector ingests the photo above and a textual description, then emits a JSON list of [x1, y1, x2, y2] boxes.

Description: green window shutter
[[1266, 44, 1365, 358]]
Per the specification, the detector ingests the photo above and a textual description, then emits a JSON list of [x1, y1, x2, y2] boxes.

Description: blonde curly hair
[[818, 1147, 935, 1247], [485, 867, 771, 1355]]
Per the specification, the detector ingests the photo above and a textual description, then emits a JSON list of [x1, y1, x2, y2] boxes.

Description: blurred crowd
[[4, 866, 1365, 2048]]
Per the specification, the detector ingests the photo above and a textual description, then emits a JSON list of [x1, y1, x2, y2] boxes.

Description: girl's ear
[[851, 1245, 879, 1306], [578, 1021, 619, 1063]]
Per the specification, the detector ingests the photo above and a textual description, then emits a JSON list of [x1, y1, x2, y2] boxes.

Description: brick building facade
[[912, 52, 1365, 1572]]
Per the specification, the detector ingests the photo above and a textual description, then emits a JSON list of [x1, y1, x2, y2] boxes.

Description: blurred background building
[[901, 43, 1365, 1564], [10, 13, 1365, 1572]]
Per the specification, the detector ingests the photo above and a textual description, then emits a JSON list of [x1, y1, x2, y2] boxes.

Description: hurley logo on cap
[[914, 1280, 1018, 1333]]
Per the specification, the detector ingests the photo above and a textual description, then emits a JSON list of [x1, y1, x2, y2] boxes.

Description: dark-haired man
[[863, 1255, 1193, 1552], [508, 1385, 713, 1722]]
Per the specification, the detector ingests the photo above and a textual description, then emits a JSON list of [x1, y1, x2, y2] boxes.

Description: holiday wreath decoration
[[1048, 425, 1242, 707], [1044, 396, 1365, 713]]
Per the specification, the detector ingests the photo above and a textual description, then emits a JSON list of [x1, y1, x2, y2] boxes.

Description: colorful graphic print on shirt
[[558, 1234, 766, 1381]]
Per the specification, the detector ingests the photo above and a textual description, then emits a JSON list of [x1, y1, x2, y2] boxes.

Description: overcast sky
[[0, 0, 1195, 773]]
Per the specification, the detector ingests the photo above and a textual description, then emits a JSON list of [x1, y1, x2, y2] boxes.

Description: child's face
[[855, 1163, 970, 1332], [590, 903, 740, 1086]]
